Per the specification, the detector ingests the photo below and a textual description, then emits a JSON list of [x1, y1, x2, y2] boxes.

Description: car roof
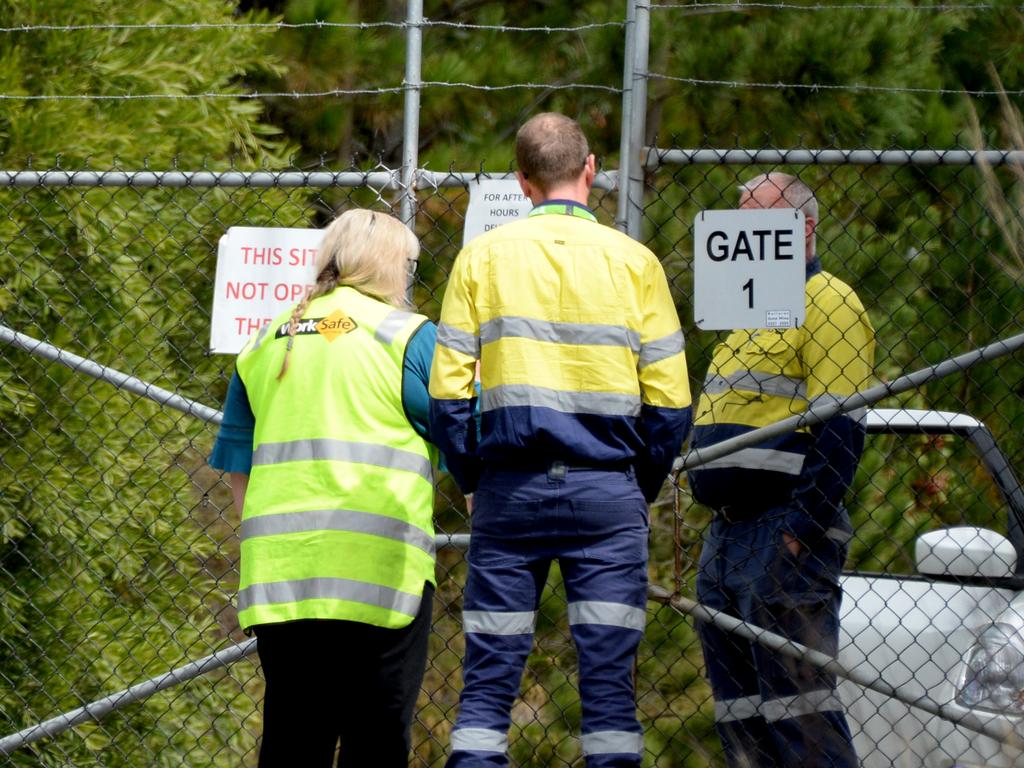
[[865, 408, 984, 432]]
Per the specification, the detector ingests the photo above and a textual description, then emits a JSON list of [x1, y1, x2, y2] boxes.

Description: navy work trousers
[[696, 510, 857, 768], [447, 466, 649, 768], [253, 582, 433, 768]]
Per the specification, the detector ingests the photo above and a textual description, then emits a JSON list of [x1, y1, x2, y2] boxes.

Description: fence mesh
[[1, 149, 1023, 767]]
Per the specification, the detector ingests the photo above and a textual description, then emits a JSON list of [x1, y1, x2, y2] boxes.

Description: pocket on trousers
[[470, 496, 541, 537], [572, 499, 648, 563], [765, 534, 843, 606], [467, 532, 528, 567], [695, 531, 720, 592]]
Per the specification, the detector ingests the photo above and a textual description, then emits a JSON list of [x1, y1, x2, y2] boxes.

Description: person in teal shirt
[[209, 209, 440, 768]]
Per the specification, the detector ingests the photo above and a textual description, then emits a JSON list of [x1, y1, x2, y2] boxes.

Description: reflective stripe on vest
[[698, 446, 805, 475], [237, 576, 424, 618], [235, 287, 434, 630], [702, 369, 808, 401], [479, 316, 641, 352], [252, 438, 432, 480], [480, 384, 642, 417], [242, 508, 435, 556]]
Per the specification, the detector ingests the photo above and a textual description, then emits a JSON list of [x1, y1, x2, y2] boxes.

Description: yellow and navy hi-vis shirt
[[429, 200, 692, 501], [688, 259, 875, 538]]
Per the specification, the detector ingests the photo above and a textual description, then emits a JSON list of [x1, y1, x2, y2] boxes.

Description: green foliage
[[246, 0, 627, 166], [250, 0, 1024, 161], [0, 2, 306, 766], [0, 1, 289, 165], [3, 0, 1024, 765], [652, 4, 961, 146]]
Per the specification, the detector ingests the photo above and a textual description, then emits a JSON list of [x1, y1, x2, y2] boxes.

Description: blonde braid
[[275, 264, 340, 381]]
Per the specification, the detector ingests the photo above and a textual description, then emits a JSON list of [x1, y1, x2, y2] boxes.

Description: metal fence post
[[625, 0, 650, 240], [400, 0, 423, 231], [615, 0, 637, 233]]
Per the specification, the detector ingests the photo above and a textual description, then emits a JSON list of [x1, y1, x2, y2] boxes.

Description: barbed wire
[[8, 72, 1015, 101], [2, 5, 1010, 32], [0, 87, 404, 101], [0, 19, 624, 34], [418, 19, 624, 31], [423, 81, 620, 93], [0, 81, 621, 102], [651, 2, 1020, 10], [644, 71, 1024, 97]]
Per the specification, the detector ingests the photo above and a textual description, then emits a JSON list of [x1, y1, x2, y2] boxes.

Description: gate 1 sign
[[209, 226, 322, 354], [693, 209, 806, 331], [463, 178, 533, 246]]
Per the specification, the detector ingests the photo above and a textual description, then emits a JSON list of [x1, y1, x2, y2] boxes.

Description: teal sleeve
[[212, 324, 440, 474], [403, 321, 436, 443], [209, 371, 255, 474]]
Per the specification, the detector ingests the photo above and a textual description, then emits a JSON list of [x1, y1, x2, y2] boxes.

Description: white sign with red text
[[209, 226, 323, 354]]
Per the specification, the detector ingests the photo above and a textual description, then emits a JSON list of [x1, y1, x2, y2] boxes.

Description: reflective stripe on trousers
[[446, 467, 648, 768], [695, 511, 857, 768], [713, 689, 846, 724]]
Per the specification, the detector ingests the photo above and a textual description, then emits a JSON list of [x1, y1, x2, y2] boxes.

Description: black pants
[[253, 583, 434, 768]]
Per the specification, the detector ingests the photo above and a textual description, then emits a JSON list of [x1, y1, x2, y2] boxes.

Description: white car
[[839, 409, 1024, 768]]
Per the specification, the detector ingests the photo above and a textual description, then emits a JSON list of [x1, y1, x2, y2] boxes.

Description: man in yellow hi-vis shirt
[[429, 113, 692, 767], [688, 173, 874, 768]]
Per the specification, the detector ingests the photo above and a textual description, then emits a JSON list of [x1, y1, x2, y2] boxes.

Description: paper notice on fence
[[463, 179, 533, 246], [209, 226, 323, 354]]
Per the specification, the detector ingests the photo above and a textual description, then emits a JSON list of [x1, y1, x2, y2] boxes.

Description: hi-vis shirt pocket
[[730, 329, 801, 373], [743, 329, 794, 355]]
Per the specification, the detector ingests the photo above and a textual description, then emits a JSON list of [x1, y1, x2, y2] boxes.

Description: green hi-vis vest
[[235, 286, 436, 631]]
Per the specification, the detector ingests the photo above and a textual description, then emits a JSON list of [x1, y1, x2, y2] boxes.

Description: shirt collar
[[528, 199, 597, 222], [806, 256, 822, 279]]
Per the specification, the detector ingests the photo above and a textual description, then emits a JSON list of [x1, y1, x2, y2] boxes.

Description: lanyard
[[528, 201, 598, 223]]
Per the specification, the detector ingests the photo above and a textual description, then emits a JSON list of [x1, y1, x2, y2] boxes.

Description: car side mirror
[[914, 526, 1017, 579]]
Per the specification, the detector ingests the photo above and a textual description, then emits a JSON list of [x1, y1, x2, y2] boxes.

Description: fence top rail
[[0, 170, 402, 189], [0, 169, 620, 190], [3, 151, 1023, 188], [418, 169, 619, 190], [646, 147, 1024, 168]]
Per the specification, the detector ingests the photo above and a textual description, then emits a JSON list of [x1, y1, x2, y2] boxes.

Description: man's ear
[[516, 171, 533, 200], [804, 215, 817, 261], [583, 154, 596, 186]]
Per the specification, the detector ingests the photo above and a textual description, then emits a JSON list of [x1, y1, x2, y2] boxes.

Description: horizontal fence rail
[[647, 147, 1024, 167], [0, 169, 620, 190]]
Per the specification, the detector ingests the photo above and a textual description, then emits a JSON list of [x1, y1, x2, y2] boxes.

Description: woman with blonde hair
[[210, 208, 440, 767]]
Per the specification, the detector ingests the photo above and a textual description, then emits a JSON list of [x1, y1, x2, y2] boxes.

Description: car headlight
[[956, 622, 1024, 713]]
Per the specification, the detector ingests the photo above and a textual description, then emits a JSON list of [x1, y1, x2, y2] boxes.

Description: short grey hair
[[515, 113, 590, 193], [739, 172, 819, 222]]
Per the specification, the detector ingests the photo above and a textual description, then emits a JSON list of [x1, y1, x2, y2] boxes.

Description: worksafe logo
[[316, 309, 357, 342], [274, 310, 357, 342]]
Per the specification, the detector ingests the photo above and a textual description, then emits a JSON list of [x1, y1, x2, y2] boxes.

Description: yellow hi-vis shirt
[[429, 203, 692, 500], [689, 267, 875, 514]]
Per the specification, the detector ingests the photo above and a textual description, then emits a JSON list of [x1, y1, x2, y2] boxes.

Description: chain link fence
[[1, 148, 1023, 767]]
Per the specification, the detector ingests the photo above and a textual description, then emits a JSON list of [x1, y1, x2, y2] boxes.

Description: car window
[[845, 430, 1009, 575]]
